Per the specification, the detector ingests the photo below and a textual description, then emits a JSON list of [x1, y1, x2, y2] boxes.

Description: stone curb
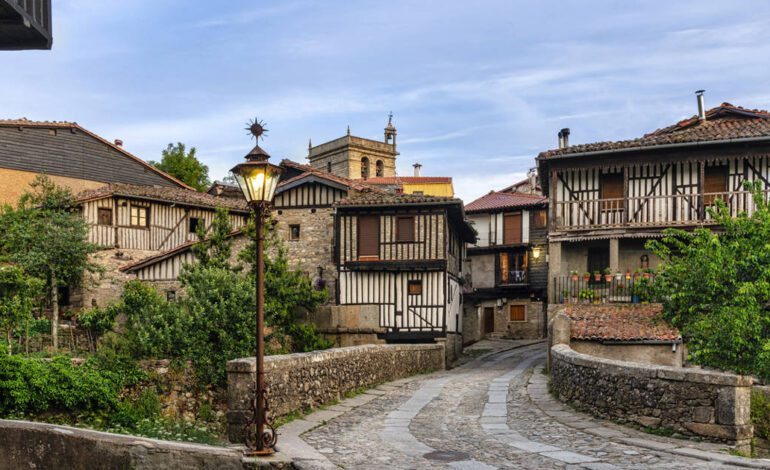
[[525, 359, 770, 469]]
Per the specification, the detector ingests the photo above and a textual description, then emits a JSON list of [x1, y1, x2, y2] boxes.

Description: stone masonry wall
[[226, 343, 444, 443], [550, 344, 753, 445]]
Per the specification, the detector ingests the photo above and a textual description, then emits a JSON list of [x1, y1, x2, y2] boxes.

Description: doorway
[[483, 307, 495, 335]]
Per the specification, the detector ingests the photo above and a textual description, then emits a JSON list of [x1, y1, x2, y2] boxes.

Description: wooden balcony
[[554, 190, 766, 231]]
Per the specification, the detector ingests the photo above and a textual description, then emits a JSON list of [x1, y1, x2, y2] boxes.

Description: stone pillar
[[547, 311, 570, 371], [225, 357, 255, 444], [609, 238, 620, 272], [548, 241, 562, 303]]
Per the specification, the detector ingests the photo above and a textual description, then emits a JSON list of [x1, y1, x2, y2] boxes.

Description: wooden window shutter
[[357, 215, 380, 258], [396, 216, 415, 242], [509, 305, 526, 322], [600, 173, 624, 210], [97, 208, 112, 226], [503, 213, 522, 244], [704, 165, 728, 205], [532, 209, 547, 229]]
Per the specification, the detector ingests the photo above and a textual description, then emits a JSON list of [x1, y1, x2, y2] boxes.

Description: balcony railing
[[552, 274, 656, 304], [499, 269, 527, 286], [554, 190, 768, 230]]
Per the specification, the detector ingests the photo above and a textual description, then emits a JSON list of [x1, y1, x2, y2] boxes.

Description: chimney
[[558, 128, 570, 149], [696, 90, 706, 121], [413, 163, 422, 177], [114, 139, 123, 147]]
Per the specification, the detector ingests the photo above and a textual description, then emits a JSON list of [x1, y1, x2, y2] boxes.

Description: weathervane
[[246, 118, 268, 141]]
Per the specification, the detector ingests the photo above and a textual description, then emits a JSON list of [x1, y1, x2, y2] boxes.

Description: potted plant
[[560, 289, 570, 304], [578, 289, 595, 304], [642, 268, 653, 279], [604, 267, 613, 283], [615, 270, 623, 281], [593, 270, 601, 282], [583, 271, 591, 282], [570, 270, 579, 282], [625, 269, 632, 280]]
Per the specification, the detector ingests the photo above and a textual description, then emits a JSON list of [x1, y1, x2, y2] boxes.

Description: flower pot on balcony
[[631, 295, 640, 304], [583, 273, 590, 282], [594, 273, 601, 282], [604, 274, 613, 282], [571, 275, 578, 282]]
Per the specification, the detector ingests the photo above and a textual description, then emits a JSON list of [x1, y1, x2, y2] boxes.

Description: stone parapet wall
[[550, 343, 753, 445], [0, 419, 291, 469], [226, 343, 444, 443]]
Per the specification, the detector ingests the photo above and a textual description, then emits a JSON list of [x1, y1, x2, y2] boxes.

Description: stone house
[[334, 191, 476, 358], [462, 190, 548, 343], [537, 95, 770, 305], [77, 184, 250, 307]]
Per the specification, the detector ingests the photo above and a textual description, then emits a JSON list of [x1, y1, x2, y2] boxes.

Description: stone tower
[[307, 116, 399, 180]]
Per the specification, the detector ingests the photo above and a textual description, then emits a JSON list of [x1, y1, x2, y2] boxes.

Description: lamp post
[[230, 119, 283, 455]]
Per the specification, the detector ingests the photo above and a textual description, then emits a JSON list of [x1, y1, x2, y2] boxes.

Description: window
[[166, 290, 176, 302], [503, 213, 522, 245], [289, 224, 301, 241], [130, 206, 149, 227], [499, 251, 527, 284], [587, 248, 609, 280], [327, 162, 332, 173], [361, 157, 370, 179], [189, 217, 201, 234], [600, 173, 624, 210], [509, 305, 526, 322], [407, 280, 422, 295], [357, 215, 379, 258], [532, 209, 547, 229], [704, 165, 728, 205], [97, 208, 112, 226], [57, 286, 70, 307], [396, 216, 415, 242], [376, 160, 384, 177]]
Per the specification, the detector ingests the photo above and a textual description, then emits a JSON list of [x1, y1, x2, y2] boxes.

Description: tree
[[150, 143, 210, 191], [0, 264, 43, 355], [647, 182, 770, 379], [190, 207, 234, 270], [0, 176, 99, 351]]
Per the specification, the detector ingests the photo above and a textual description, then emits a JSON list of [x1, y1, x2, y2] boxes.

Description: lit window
[[408, 280, 422, 295], [130, 206, 149, 227], [290, 224, 300, 241]]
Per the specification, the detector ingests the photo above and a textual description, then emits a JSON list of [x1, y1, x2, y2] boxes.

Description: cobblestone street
[[286, 341, 767, 469]]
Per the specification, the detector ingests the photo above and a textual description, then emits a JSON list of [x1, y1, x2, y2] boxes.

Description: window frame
[[407, 279, 422, 296], [129, 205, 149, 228], [189, 217, 201, 234], [509, 304, 526, 322], [532, 209, 547, 229], [289, 224, 301, 241], [503, 212, 522, 245], [357, 215, 380, 259]]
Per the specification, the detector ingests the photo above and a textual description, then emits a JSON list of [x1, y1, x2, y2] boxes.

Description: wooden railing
[[554, 190, 769, 230]]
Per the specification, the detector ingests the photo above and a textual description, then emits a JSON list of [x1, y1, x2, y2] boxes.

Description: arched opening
[[376, 160, 384, 177], [361, 157, 370, 179]]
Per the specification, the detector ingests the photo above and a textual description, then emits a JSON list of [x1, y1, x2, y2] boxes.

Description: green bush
[[0, 356, 123, 414], [648, 182, 770, 379]]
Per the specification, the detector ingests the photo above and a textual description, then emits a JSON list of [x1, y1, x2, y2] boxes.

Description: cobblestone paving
[[301, 343, 748, 469]]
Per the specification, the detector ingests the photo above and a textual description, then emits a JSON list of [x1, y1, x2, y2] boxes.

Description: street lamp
[[230, 119, 283, 455]]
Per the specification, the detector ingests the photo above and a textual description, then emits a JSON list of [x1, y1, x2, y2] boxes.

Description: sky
[[4, 1, 770, 202]]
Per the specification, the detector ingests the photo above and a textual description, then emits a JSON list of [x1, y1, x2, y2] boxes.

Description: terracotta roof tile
[[539, 103, 770, 158], [77, 183, 250, 212], [465, 191, 546, 213], [565, 304, 681, 342], [279, 159, 378, 192], [335, 190, 461, 207], [365, 176, 452, 185]]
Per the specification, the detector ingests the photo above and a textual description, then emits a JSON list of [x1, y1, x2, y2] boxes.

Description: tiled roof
[[465, 191, 546, 213], [279, 159, 376, 192], [365, 176, 452, 185], [539, 103, 770, 158], [0, 119, 192, 189], [77, 183, 250, 212], [336, 190, 461, 207], [565, 304, 681, 342]]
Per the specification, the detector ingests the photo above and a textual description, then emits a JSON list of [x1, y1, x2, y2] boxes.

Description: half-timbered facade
[[463, 191, 548, 342], [538, 100, 770, 303], [334, 191, 475, 353], [78, 184, 249, 307]]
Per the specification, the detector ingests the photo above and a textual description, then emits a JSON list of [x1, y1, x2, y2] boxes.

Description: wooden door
[[357, 215, 380, 259], [483, 307, 495, 335], [503, 213, 522, 244]]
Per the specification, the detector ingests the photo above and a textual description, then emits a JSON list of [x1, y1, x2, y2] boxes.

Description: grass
[[642, 426, 675, 437]]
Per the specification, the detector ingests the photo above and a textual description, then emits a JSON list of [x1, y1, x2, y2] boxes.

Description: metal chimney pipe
[[696, 90, 706, 121], [557, 130, 564, 149], [114, 139, 123, 147], [413, 163, 422, 177], [561, 128, 570, 148]]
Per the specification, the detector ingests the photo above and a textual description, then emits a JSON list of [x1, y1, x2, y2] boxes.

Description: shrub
[[77, 305, 119, 352]]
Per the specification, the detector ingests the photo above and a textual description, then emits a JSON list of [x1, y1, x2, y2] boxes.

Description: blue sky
[[4, 1, 770, 202]]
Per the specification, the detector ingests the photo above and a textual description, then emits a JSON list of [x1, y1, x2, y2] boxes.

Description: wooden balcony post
[[623, 166, 629, 225], [698, 161, 705, 220]]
